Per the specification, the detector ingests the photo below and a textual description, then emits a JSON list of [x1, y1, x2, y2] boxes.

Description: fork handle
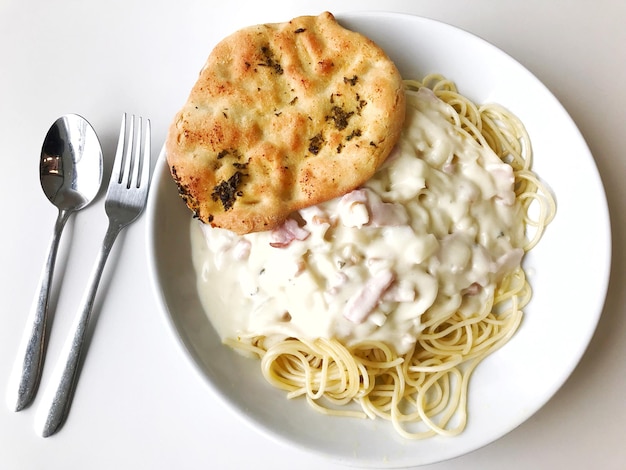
[[35, 220, 124, 438], [6, 208, 72, 412]]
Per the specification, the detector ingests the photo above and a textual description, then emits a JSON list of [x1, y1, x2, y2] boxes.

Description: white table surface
[[1, 1, 624, 469]]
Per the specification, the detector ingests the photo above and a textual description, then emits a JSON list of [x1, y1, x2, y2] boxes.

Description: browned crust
[[166, 11, 405, 234]]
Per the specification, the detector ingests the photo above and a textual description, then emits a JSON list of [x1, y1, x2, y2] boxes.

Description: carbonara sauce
[[190, 88, 525, 355]]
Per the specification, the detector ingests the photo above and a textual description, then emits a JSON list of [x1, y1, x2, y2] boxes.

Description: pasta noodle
[[223, 75, 555, 438]]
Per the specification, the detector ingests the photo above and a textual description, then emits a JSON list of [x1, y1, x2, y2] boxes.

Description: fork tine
[[123, 115, 136, 189], [129, 116, 142, 189], [111, 113, 127, 186], [140, 119, 151, 188]]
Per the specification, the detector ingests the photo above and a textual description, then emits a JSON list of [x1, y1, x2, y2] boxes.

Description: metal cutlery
[[6, 115, 103, 412], [34, 114, 151, 437]]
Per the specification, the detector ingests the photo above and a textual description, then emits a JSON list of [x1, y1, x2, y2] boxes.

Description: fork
[[34, 114, 151, 438]]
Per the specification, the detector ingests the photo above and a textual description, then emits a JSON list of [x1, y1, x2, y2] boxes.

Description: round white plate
[[146, 11, 611, 468]]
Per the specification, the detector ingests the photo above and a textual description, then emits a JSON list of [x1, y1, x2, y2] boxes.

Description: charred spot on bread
[[326, 105, 354, 131], [308, 133, 325, 155], [171, 165, 201, 217], [211, 171, 246, 211], [346, 129, 362, 141], [258, 46, 284, 75], [344, 75, 358, 86]]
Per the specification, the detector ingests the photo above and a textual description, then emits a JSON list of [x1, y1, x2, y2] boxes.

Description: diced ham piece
[[269, 218, 310, 248], [494, 248, 524, 277], [367, 193, 409, 227], [343, 269, 395, 324], [337, 189, 369, 227], [340, 188, 368, 205], [338, 188, 408, 228], [487, 162, 516, 206], [416, 87, 439, 102], [232, 239, 252, 260], [382, 280, 416, 303], [462, 282, 482, 296]]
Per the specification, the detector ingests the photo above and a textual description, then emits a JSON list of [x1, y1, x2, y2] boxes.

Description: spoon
[[6, 114, 103, 412]]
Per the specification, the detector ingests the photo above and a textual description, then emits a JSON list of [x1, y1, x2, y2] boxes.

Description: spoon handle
[[6, 209, 71, 412], [35, 220, 123, 438]]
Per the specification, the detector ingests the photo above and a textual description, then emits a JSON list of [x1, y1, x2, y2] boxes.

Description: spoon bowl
[[40, 115, 103, 210], [6, 114, 103, 412]]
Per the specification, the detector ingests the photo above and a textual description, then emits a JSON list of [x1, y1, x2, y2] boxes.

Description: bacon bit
[[338, 189, 369, 227], [341, 188, 368, 204], [487, 162, 516, 205], [494, 248, 524, 277], [327, 271, 349, 295], [382, 281, 416, 303], [312, 214, 333, 226], [343, 269, 395, 324], [368, 198, 408, 227], [338, 188, 409, 228], [443, 162, 456, 174], [462, 282, 482, 296], [292, 258, 307, 277], [301, 204, 333, 227], [269, 218, 310, 248], [232, 239, 252, 260], [416, 87, 439, 102]]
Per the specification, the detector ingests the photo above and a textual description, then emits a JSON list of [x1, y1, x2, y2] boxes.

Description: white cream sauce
[[190, 88, 525, 355]]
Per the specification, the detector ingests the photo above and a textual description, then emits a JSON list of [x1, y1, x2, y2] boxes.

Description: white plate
[[146, 11, 611, 468]]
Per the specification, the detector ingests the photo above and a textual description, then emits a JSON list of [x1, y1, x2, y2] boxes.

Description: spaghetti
[[201, 75, 555, 438]]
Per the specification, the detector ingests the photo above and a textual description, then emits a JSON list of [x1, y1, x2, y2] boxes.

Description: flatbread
[[166, 12, 405, 234]]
